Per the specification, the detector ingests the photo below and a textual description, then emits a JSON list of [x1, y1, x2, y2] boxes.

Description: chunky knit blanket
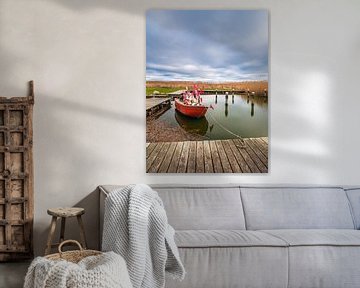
[[102, 184, 185, 288], [24, 251, 132, 288]]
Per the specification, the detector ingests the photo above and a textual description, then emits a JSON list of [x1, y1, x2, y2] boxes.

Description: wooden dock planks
[[167, 142, 183, 173], [146, 97, 171, 117], [203, 141, 214, 173], [187, 141, 197, 173], [146, 137, 268, 173], [177, 141, 190, 173], [146, 97, 171, 110], [195, 141, 204, 173]]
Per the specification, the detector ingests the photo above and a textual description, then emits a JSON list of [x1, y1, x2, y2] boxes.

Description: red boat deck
[[146, 137, 268, 173]]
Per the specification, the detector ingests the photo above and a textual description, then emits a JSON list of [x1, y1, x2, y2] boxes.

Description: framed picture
[[146, 10, 268, 173]]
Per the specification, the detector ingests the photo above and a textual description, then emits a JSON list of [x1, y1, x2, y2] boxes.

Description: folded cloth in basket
[[24, 251, 132, 288]]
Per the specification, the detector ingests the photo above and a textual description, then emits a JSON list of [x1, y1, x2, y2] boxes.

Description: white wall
[[0, 0, 359, 255]]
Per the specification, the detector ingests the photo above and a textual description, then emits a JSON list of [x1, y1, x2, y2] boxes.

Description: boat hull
[[175, 99, 208, 118]]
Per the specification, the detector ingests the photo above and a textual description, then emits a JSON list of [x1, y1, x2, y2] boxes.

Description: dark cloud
[[146, 10, 268, 82]]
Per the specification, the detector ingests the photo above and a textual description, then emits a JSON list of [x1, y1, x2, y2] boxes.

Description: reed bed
[[146, 81, 268, 96]]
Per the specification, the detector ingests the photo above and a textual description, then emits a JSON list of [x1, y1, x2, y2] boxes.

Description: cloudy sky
[[146, 10, 268, 82]]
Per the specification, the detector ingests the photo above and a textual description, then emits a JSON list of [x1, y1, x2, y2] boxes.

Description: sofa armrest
[[98, 186, 109, 250]]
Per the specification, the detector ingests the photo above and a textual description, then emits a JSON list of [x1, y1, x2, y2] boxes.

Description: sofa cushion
[[261, 230, 360, 288], [287, 246, 360, 288], [165, 247, 288, 288], [262, 229, 360, 246], [175, 230, 288, 248], [153, 186, 246, 230], [100, 185, 246, 230], [241, 187, 355, 230]]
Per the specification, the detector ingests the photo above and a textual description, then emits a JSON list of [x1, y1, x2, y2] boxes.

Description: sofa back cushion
[[153, 186, 246, 230], [345, 188, 360, 229], [240, 187, 355, 230]]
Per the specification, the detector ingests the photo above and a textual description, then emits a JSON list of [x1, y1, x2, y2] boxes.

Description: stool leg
[[60, 217, 66, 243], [77, 215, 87, 249], [45, 216, 57, 255]]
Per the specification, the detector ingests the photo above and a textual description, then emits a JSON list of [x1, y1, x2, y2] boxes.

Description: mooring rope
[[207, 112, 246, 148]]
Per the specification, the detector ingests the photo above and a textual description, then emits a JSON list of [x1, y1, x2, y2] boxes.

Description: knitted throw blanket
[[24, 251, 133, 288], [102, 184, 185, 288]]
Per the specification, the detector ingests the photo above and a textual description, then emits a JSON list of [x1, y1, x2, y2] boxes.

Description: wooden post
[[28, 80, 35, 104]]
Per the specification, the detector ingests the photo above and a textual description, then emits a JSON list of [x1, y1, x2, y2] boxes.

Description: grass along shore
[[146, 87, 184, 96], [146, 81, 268, 96]]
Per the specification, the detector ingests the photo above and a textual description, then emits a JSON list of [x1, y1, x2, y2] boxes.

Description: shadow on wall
[[33, 94, 143, 256], [52, 0, 221, 14], [38, 96, 143, 126], [0, 0, 145, 253], [53, 0, 146, 15]]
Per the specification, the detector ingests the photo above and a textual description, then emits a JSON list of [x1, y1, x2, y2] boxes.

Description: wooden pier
[[202, 89, 247, 95], [146, 97, 171, 117], [168, 90, 186, 97], [146, 137, 268, 173], [166, 89, 266, 97]]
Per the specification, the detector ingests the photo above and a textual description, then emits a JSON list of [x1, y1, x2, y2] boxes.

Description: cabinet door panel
[[0, 95, 33, 261]]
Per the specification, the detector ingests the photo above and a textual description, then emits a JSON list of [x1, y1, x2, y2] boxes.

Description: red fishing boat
[[175, 98, 208, 118], [175, 85, 209, 118]]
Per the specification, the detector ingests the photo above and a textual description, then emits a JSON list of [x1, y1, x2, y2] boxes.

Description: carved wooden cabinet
[[0, 82, 34, 261]]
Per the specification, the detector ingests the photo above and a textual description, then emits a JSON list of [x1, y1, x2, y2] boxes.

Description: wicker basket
[[45, 240, 102, 263]]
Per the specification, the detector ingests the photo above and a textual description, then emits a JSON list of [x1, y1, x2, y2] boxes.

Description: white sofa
[[99, 185, 360, 288]]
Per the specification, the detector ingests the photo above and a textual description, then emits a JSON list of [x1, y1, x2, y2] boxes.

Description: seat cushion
[[262, 229, 360, 246], [287, 246, 360, 288], [175, 230, 288, 247], [241, 187, 355, 230], [166, 246, 288, 288], [261, 230, 360, 288]]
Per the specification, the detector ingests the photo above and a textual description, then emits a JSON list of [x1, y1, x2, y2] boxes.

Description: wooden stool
[[45, 207, 87, 255]]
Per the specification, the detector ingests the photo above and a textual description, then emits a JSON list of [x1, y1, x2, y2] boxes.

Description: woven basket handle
[[58, 240, 83, 255]]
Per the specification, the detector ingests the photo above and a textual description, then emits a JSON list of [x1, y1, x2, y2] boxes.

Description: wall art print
[[146, 10, 268, 173]]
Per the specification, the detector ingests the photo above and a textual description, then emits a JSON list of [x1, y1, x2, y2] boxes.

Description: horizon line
[[146, 80, 268, 83]]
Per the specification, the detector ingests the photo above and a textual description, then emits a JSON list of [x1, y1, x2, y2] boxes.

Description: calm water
[[157, 94, 268, 140]]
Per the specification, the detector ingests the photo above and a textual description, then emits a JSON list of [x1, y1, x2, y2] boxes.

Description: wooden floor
[[146, 137, 268, 173]]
